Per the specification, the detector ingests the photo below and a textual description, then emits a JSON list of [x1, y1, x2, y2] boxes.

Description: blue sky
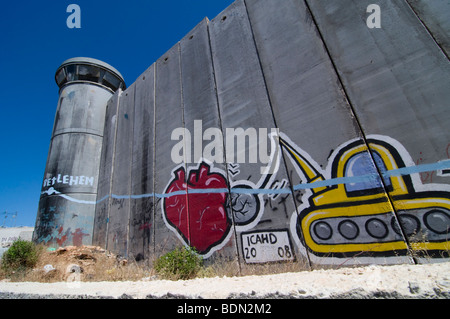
[[0, 0, 234, 227]]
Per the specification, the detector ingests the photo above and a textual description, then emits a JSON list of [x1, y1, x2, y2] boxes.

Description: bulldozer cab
[[279, 136, 401, 207]]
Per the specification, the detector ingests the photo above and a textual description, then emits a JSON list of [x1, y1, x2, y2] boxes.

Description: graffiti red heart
[[163, 162, 231, 254]]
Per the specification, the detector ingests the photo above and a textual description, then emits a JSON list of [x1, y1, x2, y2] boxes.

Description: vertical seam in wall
[[152, 64, 157, 256], [243, 0, 313, 269], [178, 42, 192, 247], [105, 90, 122, 251], [126, 85, 136, 258], [302, 1, 368, 145], [206, 17, 242, 275], [404, 0, 449, 60], [303, 0, 416, 264], [92, 128, 105, 243]]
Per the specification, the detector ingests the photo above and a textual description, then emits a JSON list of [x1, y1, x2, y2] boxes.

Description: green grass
[[154, 246, 203, 280], [1, 239, 41, 276]]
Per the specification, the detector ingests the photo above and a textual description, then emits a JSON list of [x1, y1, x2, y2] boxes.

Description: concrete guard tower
[[33, 57, 125, 247]]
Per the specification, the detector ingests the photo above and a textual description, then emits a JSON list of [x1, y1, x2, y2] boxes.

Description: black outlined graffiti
[[279, 133, 450, 263]]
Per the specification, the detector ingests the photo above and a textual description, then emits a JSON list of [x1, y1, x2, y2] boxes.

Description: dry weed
[[1, 245, 153, 283]]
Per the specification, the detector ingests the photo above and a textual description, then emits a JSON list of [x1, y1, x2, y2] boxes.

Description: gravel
[[0, 262, 449, 299]]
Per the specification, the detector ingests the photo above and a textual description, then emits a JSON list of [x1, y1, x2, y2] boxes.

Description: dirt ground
[[0, 245, 449, 299]]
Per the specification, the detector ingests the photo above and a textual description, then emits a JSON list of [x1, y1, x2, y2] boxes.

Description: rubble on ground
[[31, 245, 133, 282]]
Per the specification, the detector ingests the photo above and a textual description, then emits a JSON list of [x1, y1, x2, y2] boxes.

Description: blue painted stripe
[[186, 188, 229, 194], [293, 174, 380, 190], [230, 187, 290, 195], [55, 160, 450, 205], [382, 159, 450, 177]]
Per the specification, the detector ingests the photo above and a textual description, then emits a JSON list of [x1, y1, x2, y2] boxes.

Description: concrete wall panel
[[129, 65, 156, 261], [179, 19, 237, 260], [306, 0, 450, 261], [209, 0, 301, 266], [245, 0, 362, 167], [106, 84, 135, 257], [406, 0, 450, 57], [306, 0, 450, 161], [93, 92, 120, 248], [153, 44, 186, 257], [244, 0, 411, 266]]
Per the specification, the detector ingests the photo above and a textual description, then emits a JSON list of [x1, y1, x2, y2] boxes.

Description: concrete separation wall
[[35, 0, 450, 270]]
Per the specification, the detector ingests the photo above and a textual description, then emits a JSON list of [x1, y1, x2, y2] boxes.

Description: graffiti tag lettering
[[43, 173, 94, 188], [241, 230, 295, 264]]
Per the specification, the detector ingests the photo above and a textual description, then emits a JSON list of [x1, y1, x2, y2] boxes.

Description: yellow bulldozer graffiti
[[279, 134, 450, 260]]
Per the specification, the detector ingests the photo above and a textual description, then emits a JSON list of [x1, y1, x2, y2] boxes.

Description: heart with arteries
[[163, 162, 231, 255]]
